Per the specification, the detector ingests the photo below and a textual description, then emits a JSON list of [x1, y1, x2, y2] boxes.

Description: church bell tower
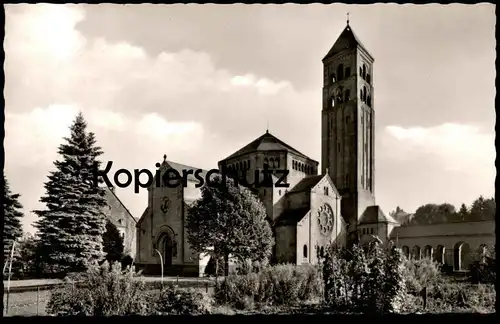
[[321, 19, 376, 241]]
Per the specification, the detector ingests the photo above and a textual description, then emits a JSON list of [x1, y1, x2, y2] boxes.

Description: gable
[[150, 160, 210, 190], [311, 174, 340, 197]]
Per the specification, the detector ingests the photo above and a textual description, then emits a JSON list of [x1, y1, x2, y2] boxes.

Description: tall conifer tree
[[34, 112, 108, 275], [3, 175, 24, 259]]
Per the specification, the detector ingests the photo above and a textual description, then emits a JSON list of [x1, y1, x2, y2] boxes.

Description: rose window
[[317, 204, 334, 236]]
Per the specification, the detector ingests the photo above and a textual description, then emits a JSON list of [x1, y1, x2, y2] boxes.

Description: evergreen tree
[[456, 203, 469, 222], [102, 220, 125, 263], [3, 175, 24, 259], [33, 113, 108, 276], [470, 196, 495, 221]]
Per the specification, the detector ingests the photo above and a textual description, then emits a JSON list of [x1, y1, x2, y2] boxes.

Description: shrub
[[319, 243, 408, 313], [214, 263, 321, 309], [46, 261, 149, 316], [402, 257, 443, 294], [151, 286, 213, 315], [469, 256, 496, 284]]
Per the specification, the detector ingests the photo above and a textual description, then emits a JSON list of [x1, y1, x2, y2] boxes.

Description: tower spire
[[347, 12, 350, 26]]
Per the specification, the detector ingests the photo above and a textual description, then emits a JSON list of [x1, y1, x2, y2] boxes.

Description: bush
[[319, 243, 408, 313], [469, 256, 496, 284], [402, 258, 443, 294], [400, 282, 496, 313], [151, 286, 213, 315], [46, 261, 149, 316], [214, 263, 321, 309]]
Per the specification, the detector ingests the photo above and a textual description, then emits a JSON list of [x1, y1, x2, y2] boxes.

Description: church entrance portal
[[158, 233, 174, 267]]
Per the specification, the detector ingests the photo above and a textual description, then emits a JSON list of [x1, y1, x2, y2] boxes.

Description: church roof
[[288, 175, 324, 194], [359, 205, 398, 224], [323, 24, 373, 61], [161, 160, 210, 183], [222, 131, 314, 162], [274, 207, 310, 226], [103, 186, 137, 223]]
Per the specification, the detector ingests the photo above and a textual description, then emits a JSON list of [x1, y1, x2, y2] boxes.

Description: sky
[[4, 4, 496, 234]]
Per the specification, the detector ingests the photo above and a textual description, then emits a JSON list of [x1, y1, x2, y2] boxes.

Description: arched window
[[363, 86, 367, 102], [274, 158, 279, 168], [359, 67, 363, 77], [366, 73, 371, 84], [345, 89, 350, 102], [362, 64, 367, 79], [303, 245, 308, 258], [367, 95, 372, 107], [269, 158, 274, 169], [331, 73, 336, 84], [264, 158, 269, 169], [360, 89, 364, 102], [337, 64, 344, 81], [331, 96, 335, 108], [345, 66, 351, 78]]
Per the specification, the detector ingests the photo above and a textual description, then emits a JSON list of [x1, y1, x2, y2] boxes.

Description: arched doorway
[[158, 233, 175, 267], [454, 241, 471, 271], [411, 246, 421, 260], [435, 245, 445, 264], [423, 245, 433, 259], [402, 246, 410, 259]]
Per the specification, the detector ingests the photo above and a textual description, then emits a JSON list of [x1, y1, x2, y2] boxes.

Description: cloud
[[4, 4, 495, 233], [382, 123, 494, 173], [4, 4, 313, 233]]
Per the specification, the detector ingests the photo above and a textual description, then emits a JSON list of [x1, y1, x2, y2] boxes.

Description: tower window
[[359, 67, 363, 77], [366, 74, 371, 84], [367, 95, 372, 107], [303, 245, 308, 258], [331, 97, 335, 108], [324, 186, 329, 196], [345, 67, 351, 78], [360, 89, 364, 102], [331, 73, 336, 84], [362, 64, 367, 79], [337, 64, 344, 81]]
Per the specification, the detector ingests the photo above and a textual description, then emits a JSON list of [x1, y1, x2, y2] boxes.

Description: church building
[[134, 21, 397, 276]]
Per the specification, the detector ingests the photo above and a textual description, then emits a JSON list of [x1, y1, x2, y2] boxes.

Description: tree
[[33, 112, 108, 276], [469, 196, 495, 221], [409, 203, 456, 225], [3, 175, 24, 259], [102, 220, 124, 263], [9, 233, 40, 279], [186, 175, 274, 276], [455, 203, 469, 222]]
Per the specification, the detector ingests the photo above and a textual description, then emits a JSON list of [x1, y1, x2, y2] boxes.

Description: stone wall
[[104, 187, 137, 258]]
